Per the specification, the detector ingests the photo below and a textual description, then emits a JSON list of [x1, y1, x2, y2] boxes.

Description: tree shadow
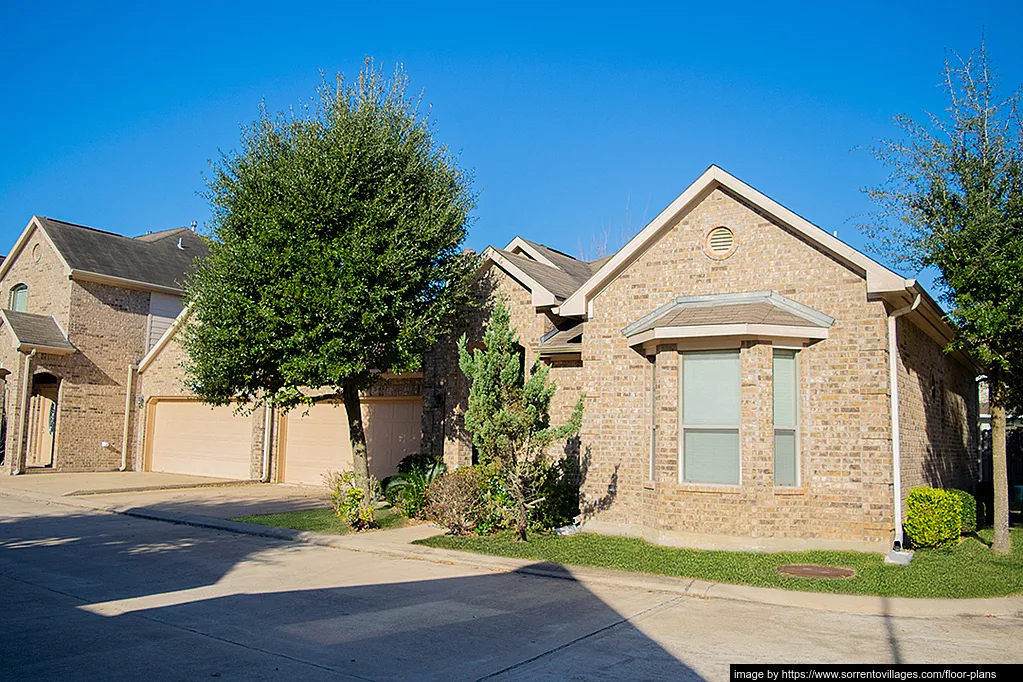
[[577, 444, 619, 518], [0, 503, 702, 681]]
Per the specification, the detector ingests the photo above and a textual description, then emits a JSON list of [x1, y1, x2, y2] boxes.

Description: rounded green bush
[[904, 487, 961, 549], [947, 489, 978, 535]]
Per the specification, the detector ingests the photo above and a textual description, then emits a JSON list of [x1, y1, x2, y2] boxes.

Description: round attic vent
[[705, 226, 735, 259]]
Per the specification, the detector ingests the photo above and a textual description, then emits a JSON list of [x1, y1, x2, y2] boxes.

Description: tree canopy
[[183, 61, 476, 484], [184, 61, 475, 409]]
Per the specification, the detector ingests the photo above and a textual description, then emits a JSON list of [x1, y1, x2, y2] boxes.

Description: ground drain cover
[[777, 564, 855, 579]]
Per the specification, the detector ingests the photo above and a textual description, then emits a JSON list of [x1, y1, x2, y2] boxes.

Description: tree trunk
[[990, 368, 1011, 555], [509, 469, 529, 542], [342, 382, 371, 492]]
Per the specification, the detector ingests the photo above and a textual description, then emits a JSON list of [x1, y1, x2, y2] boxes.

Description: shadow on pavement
[[0, 503, 703, 681]]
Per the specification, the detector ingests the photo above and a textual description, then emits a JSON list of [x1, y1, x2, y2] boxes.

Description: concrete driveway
[[1, 493, 1020, 681]]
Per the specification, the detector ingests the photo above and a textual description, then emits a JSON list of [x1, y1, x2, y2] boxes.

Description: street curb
[[3, 487, 1022, 618]]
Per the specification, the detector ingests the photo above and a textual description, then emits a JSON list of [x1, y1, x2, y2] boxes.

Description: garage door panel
[[282, 403, 353, 486], [282, 399, 422, 485], [149, 401, 252, 480]]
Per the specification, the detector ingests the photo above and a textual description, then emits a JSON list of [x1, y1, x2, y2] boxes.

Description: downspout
[[260, 406, 274, 483], [13, 349, 36, 475], [120, 363, 135, 471], [888, 293, 921, 550]]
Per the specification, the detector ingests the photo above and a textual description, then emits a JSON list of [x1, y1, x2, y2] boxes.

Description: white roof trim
[[0, 217, 74, 284], [504, 237, 558, 269], [70, 269, 185, 296], [626, 323, 830, 348], [558, 166, 910, 317], [138, 305, 192, 373], [483, 247, 559, 307]]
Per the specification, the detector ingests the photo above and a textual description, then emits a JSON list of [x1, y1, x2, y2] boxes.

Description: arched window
[[8, 284, 27, 312]]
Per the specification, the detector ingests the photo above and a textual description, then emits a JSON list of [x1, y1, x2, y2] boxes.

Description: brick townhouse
[[0, 215, 423, 485], [423, 166, 980, 552]]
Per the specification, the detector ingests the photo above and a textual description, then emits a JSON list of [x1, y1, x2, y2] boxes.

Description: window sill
[[773, 487, 807, 496], [675, 483, 743, 494]]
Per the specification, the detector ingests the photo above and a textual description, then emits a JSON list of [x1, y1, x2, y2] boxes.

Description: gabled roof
[[0, 309, 75, 355], [557, 165, 910, 317], [484, 238, 607, 307], [622, 291, 833, 349], [537, 320, 584, 356], [489, 248, 589, 301], [0, 216, 208, 295]]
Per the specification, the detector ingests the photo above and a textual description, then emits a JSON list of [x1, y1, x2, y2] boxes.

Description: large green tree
[[183, 61, 476, 486], [863, 43, 1023, 554], [458, 300, 584, 541]]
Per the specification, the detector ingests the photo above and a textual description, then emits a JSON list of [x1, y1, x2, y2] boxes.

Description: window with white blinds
[[679, 350, 740, 485], [773, 349, 799, 486]]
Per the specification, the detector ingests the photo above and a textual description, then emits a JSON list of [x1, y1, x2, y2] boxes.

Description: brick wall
[[896, 315, 979, 504], [580, 187, 896, 550], [0, 229, 154, 473]]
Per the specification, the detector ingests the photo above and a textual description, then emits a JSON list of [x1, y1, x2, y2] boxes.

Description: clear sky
[[2, 1, 1021, 294]]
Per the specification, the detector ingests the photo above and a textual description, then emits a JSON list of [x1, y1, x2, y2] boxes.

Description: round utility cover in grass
[[777, 564, 855, 579]]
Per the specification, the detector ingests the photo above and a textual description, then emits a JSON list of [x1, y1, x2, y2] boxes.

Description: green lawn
[[415, 528, 1023, 599], [232, 506, 406, 535]]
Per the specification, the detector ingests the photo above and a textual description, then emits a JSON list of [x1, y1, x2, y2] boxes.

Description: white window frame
[[677, 349, 742, 486], [773, 348, 800, 487], [9, 284, 28, 312]]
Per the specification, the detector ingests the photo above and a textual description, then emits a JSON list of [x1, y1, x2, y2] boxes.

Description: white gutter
[[888, 293, 921, 550], [260, 406, 274, 483], [120, 364, 135, 471]]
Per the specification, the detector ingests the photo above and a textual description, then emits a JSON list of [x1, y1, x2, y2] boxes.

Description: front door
[[26, 384, 58, 468]]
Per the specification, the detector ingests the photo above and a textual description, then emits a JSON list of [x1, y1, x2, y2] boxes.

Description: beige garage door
[[281, 403, 353, 486], [281, 398, 422, 486], [148, 400, 253, 480]]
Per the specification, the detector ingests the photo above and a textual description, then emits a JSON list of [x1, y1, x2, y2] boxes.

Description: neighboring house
[[0, 215, 423, 482], [423, 166, 980, 552], [0, 216, 205, 474], [0, 215, 425, 484]]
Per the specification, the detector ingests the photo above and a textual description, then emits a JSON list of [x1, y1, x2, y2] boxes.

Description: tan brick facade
[[0, 230, 154, 473], [424, 186, 978, 552]]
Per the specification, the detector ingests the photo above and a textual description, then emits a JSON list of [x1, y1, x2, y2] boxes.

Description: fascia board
[[484, 248, 559, 308], [560, 165, 909, 316], [16, 343, 75, 356], [70, 269, 185, 296], [626, 323, 829, 347], [504, 237, 558, 269], [138, 305, 193, 373]]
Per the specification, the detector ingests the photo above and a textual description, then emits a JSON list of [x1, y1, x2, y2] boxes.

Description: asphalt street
[[1, 494, 1020, 681]]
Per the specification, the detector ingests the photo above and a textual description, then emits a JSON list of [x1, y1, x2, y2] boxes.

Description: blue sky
[[2, 2, 1021, 294]]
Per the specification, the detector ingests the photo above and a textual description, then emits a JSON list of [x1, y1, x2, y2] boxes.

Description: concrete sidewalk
[[2, 478, 1021, 619]]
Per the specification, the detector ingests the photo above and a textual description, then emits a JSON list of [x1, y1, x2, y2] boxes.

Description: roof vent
[[177, 238, 184, 250], [705, 226, 735, 259]]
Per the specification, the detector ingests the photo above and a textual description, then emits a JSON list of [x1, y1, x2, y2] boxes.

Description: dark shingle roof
[[36, 217, 208, 291], [1, 310, 75, 352], [492, 248, 589, 300], [520, 239, 599, 285], [624, 291, 835, 338], [540, 320, 584, 346]]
